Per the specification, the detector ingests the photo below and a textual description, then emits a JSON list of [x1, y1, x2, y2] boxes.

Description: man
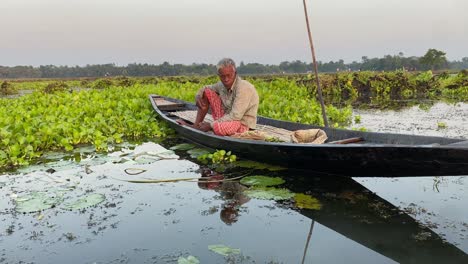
[[179, 58, 259, 136]]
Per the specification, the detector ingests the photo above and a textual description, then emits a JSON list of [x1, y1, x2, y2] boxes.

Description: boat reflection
[[286, 172, 467, 264], [200, 168, 467, 264]]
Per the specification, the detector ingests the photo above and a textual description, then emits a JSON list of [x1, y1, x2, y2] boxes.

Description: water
[[0, 141, 466, 264]]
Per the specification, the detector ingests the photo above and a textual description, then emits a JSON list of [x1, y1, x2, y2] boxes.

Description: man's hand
[[196, 88, 209, 110]]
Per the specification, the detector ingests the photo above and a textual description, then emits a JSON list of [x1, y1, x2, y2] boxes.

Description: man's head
[[216, 58, 237, 89]]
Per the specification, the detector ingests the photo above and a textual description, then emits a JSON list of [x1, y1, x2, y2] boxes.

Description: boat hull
[[150, 95, 468, 177]]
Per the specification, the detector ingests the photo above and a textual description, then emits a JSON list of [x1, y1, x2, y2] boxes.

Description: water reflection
[[280, 173, 467, 264], [0, 142, 466, 263], [197, 168, 250, 225]]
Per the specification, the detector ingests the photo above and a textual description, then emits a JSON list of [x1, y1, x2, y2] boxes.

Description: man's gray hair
[[216, 58, 236, 71]]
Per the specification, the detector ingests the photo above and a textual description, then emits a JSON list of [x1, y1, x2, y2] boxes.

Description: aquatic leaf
[[294, 193, 322, 210], [178, 255, 200, 264], [133, 155, 161, 164], [62, 193, 105, 210], [154, 150, 178, 159], [187, 148, 211, 158], [234, 160, 285, 171], [208, 244, 241, 256], [244, 187, 295, 201], [170, 143, 196, 151], [15, 191, 64, 213], [240, 175, 285, 187]]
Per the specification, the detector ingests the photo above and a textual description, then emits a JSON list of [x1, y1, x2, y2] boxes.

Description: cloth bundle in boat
[[291, 129, 328, 144]]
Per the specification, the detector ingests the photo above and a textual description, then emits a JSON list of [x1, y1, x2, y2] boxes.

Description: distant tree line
[[1, 49, 467, 79]]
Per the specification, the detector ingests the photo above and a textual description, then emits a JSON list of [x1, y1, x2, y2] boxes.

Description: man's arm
[[216, 87, 253, 123]]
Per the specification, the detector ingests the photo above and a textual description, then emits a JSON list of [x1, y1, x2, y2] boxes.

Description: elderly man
[[179, 58, 259, 136]]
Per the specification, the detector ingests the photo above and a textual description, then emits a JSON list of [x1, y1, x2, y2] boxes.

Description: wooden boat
[[149, 94, 468, 177]]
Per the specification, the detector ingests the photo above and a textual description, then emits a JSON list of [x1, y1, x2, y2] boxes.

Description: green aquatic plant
[[0, 87, 170, 168], [240, 175, 285, 187], [178, 256, 200, 264], [14, 191, 65, 213], [234, 160, 285, 171], [197, 149, 236, 164], [62, 193, 106, 210], [244, 187, 295, 201], [170, 143, 196, 151], [294, 193, 322, 210], [187, 148, 211, 158], [208, 244, 241, 256], [437, 122, 447, 129], [43, 81, 69, 94]]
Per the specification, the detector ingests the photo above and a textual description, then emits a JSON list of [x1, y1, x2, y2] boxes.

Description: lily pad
[[133, 154, 162, 164], [15, 191, 64, 213], [178, 255, 200, 264], [244, 187, 295, 201], [170, 143, 196, 151], [208, 244, 241, 256], [234, 160, 285, 171], [187, 148, 211, 158], [62, 193, 106, 210], [294, 193, 322, 210], [240, 175, 285, 187]]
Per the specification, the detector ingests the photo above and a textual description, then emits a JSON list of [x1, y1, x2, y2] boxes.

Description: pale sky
[[1, 0, 467, 66]]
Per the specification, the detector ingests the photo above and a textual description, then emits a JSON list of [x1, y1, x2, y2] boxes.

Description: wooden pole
[[302, 0, 329, 127]]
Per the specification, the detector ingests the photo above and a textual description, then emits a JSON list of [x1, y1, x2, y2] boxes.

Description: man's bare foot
[[197, 122, 211, 132]]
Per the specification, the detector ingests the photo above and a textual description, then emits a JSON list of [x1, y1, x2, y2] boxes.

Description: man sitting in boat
[[179, 58, 259, 136]]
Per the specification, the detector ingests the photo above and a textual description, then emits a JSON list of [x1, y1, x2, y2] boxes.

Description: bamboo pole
[[302, 0, 329, 127]]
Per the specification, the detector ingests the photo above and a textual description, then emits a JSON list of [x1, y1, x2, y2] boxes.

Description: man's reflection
[[198, 168, 250, 225]]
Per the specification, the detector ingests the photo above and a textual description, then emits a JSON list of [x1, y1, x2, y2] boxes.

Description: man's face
[[218, 66, 236, 89]]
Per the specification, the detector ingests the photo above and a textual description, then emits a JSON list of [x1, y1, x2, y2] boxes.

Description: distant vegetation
[[1, 49, 467, 79]]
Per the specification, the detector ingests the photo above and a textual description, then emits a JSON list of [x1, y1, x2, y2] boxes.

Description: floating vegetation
[[234, 160, 285, 171], [177, 256, 200, 264], [14, 191, 65, 213], [43, 81, 69, 94], [187, 148, 211, 158], [62, 193, 106, 211], [294, 193, 322, 210], [197, 149, 237, 164], [437, 122, 447, 129], [208, 244, 241, 256], [170, 143, 196, 151], [243, 187, 295, 201], [2, 72, 466, 170], [109, 143, 179, 164], [240, 175, 285, 187]]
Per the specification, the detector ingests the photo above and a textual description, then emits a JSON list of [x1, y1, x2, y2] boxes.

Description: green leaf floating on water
[[208, 244, 241, 256], [177, 255, 200, 264], [187, 148, 211, 158], [15, 191, 65, 213], [244, 187, 295, 201], [62, 193, 106, 210], [234, 160, 285, 171], [170, 143, 196, 151], [294, 193, 322, 210], [240, 175, 285, 187]]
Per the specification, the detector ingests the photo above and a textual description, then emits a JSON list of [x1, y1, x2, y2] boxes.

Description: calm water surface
[[0, 141, 466, 264]]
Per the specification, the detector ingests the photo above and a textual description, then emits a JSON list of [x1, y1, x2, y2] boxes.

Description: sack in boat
[[231, 130, 268, 141], [291, 129, 327, 144]]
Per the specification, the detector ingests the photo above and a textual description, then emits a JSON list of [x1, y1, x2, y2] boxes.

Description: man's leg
[[213, 121, 249, 136], [194, 89, 224, 127]]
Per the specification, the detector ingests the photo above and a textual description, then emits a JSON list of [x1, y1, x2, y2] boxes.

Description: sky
[[1, 0, 467, 66]]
